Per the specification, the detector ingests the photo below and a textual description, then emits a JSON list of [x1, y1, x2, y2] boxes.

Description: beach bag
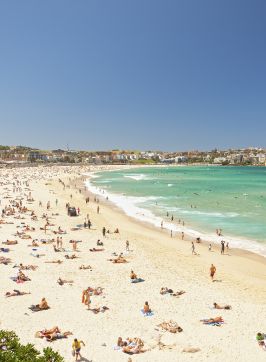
[[71, 349, 75, 357]]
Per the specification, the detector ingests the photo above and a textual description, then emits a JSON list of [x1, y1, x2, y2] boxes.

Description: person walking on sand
[[97, 205, 100, 214], [191, 242, 196, 255], [221, 240, 225, 255], [102, 226, 106, 237], [210, 264, 216, 281], [72, 338, 85, 361], [181, 232, 184, 240], [126, 240, 129, 251]]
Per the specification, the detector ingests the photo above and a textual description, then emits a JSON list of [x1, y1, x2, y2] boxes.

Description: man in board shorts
[[72, 338, 85, 361]]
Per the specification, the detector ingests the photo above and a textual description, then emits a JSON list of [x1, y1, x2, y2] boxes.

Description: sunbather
[[201, 316, 224, 324], [0, 256, 11, 265], [157, 320, 183, 333], [17, 271, 31, 282], [36, 326, 72, 341], [79, 265, 92, 270], [213, 302, 231, 310], [39, 297, 49, 309], [5, 290, 31, 297], [143, 301, 151, 314], [89, 306, 109, 314], [45, 260, 63, 264], [109, 254, 127, 263], [57, 277, 73, 286], [130, 270, 137, 280], [3, 240, 17, 245], [160, 287, 173, 295], [65, 254, 77, 259]]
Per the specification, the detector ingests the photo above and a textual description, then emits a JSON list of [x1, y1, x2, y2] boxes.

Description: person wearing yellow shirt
[[72, 338, 85, 361]]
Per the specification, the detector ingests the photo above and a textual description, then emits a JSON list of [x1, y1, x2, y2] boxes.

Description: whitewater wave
[[85, 178, 266, 257], [124, 174, 148, 181]]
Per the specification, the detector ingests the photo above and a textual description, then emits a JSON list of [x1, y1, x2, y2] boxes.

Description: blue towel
[[141, 309, 154, 317]]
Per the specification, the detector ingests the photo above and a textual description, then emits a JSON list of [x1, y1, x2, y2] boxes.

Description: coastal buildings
[[0, 145, 265, 166]]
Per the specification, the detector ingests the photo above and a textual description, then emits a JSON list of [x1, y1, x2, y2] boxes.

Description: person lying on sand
[[157, 320, 183, 333], [14, 263, 37, 270], [79, 265, 92, 270], [160, 287, 185, 296], [57, 277, 73, 286], [121, 338, 146, 354], [21, 234, 32, 239], [201, 316, 224, 324], [160, 287, 173, 295], [45, 260, 63, 264], [170, 290, 186, 297], [28, 240, 39, 247], [92, 287, 103, 295], [108, 254, 127, 263], [3, 240, 18, 245], [0, 256, 11, 265], [89, 306, 109, 314], [90, 248, 104, 252], [213, 302, 232, 310], [5, 290, 31, 297], [35, 326, 72, 342], [65, 254, 78, 259]]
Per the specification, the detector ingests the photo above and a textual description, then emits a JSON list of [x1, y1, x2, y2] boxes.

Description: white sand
[[0, 165, 265, 362]]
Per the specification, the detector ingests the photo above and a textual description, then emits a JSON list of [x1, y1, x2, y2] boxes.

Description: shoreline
[[85, 170, 266, 263]]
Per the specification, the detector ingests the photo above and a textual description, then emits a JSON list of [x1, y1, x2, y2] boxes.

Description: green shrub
[[0, 330, 64, 362]]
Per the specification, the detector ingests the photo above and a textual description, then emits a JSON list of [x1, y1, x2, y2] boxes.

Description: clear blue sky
[[0, 0, 265, 151]]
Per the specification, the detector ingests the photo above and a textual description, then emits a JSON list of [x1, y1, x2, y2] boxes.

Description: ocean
[[86, 166, 266, 257]]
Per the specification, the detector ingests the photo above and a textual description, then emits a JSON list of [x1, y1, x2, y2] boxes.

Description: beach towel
[[10, 277, 24, 284], [29, 305, 50, 312], [201, 319, 224, 326], [131, 278, 145, 283], [141, 309, 154, 317]]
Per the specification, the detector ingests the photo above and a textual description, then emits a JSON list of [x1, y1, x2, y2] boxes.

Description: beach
[[0, 164, 265, 362]]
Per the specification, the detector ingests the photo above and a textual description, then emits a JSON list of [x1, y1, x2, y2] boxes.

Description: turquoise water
[[88, 166, 266, 255]]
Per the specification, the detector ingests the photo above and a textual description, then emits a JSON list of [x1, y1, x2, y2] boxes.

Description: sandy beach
[[0, 164, 265, 362]]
